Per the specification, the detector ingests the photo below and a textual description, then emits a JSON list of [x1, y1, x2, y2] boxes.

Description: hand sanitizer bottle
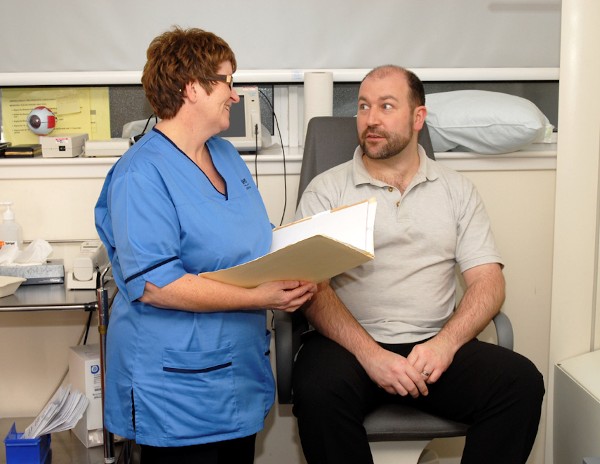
[[0, 201, 24, 249]]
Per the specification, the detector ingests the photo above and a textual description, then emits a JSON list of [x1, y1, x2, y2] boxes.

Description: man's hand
[[405, 263, 506, 384], [360, 346, 429, 398], [406, 336, 456, 384]]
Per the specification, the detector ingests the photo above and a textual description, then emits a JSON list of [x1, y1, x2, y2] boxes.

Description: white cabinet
[[554, 350, 600, 463]]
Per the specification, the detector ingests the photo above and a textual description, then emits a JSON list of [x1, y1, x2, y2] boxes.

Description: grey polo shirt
[[296, 146, 503, 344]]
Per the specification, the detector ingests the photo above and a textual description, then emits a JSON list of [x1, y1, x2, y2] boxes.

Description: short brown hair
[[363, 65, 425, 110], [141, 26, 237, 119]]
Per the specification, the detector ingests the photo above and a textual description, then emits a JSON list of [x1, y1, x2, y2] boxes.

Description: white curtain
[[1, 0, 560, 75]]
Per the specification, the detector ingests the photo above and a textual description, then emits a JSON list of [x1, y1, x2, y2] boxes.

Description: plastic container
[[3, 422, 51, 464], [0, 201, 23, 249]]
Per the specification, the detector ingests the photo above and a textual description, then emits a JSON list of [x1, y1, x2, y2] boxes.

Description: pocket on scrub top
[[161, 346, 240, 438]]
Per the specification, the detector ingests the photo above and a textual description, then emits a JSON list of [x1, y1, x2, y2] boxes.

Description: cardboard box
[[40, 133, 88, 158], [68, 344, 103, 447]]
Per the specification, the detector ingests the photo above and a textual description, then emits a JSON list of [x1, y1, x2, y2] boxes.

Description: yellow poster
[[1, 87, 111, 145]]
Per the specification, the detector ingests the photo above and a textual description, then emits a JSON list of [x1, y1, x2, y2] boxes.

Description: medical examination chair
[[273, 116, 515, 463]]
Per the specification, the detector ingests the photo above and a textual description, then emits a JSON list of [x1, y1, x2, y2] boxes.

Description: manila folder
[[202, 198, 376, 288]]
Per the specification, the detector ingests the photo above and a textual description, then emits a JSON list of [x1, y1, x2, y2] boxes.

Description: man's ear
[[413, 105, 427, 131]]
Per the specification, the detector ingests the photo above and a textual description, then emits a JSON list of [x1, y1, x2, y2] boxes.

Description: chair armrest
[[273, 310, 310, 404], [273, 311, 294, 404], [492, 312, 514, 351], [274, 310, 514, 404]]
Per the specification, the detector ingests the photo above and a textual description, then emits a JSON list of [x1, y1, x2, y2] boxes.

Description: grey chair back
[[298, 116, 435, 205]]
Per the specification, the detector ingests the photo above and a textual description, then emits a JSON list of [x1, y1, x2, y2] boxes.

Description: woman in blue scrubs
[[94, 27, 316, 464]]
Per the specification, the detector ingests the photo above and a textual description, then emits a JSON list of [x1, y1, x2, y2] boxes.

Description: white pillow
[[425, 90, 554, 155]]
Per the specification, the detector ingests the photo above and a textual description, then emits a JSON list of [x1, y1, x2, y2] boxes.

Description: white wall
[[546, 1, 600, 463], [0, 156, 301, 419], [256, 167, 557, 464], [0, 153, 555, 464], [459, 169, 555, 464]]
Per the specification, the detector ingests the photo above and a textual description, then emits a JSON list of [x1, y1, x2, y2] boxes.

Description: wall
[[546, 1, 600, 463], [0, 152, 555, 464], [0, 0, 568, 460], [256, 167, 556, 464], [0, 154, 300, 416], [458, 169, 555, 464]]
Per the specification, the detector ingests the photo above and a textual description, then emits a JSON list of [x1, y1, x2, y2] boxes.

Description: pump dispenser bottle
[[0, 201, 24, 248]]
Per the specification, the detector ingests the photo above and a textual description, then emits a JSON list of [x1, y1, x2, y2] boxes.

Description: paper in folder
[[203, 198, 377, 288]]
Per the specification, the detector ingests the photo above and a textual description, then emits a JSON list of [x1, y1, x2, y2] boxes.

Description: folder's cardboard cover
[[202, 198, 376, 288]]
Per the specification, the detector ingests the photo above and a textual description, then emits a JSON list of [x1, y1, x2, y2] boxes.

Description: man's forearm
[[303, 282, 381, 364]]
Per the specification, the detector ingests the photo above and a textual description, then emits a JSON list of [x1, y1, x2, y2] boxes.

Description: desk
[[0, 280, 119, 462], [0, 281, 114, 313]]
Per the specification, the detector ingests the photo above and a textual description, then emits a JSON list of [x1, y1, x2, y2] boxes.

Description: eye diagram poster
[[1, 87, 111, 145]]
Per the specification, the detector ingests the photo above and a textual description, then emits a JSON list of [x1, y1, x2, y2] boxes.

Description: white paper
[[202, 198, 377, 288], [271, 198, 376, 254], [22, 384, 89, 439]]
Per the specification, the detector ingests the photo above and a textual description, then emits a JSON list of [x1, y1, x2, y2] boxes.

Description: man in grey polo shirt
[[292, 65, 545, 464]]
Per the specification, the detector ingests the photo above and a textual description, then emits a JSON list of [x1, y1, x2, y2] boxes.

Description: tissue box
[[0, 259, 64, 285], [4, 422, 51, 464], [69, 344, 103, 447]]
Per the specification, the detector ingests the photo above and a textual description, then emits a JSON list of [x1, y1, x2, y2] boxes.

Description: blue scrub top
[[95, 128, 275, 446]]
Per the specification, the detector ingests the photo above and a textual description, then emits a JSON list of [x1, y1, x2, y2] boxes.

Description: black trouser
[[292, 333, 544, 464], [139, 434, 256, 464]]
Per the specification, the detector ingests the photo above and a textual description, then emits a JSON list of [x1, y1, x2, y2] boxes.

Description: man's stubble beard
[[360, 127, 413, 160]]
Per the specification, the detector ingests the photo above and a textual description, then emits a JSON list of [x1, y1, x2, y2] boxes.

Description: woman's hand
[[254, 280, 318, 312], [141, 276, 317, 313]]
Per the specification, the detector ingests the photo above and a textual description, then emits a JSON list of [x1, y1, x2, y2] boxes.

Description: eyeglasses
[[210, 74, 234, 89], [179, 75, 234, 94]]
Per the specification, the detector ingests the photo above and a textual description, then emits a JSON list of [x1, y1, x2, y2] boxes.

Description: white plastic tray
[[0, 275, 26, 297]]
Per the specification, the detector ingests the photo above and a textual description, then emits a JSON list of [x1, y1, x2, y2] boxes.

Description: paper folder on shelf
[[203, 198, 377, 288]]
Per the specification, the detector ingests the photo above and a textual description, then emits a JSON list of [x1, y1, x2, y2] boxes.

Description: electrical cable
[[254, 123, 259, 188], [83, 310, 92, 345], [39, 311, 96, 409], [258, 89, 288, 226], [78, 272, 95, 345], [37, 268, 103, 438], [132, 114, 158, 144]]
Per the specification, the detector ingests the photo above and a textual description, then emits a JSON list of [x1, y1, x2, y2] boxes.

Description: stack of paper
[[203, 198, 377, 288], [22, 385, 89, 439]]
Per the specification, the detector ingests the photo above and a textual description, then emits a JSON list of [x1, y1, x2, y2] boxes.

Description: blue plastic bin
[[3, 422, 51, 464]]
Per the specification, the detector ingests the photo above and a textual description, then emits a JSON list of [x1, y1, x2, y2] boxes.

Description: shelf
[[435, 144, 557, 172], [0, 68, 560, 86], [0, 144, 557, 180], [0, 147, 304, 179]]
